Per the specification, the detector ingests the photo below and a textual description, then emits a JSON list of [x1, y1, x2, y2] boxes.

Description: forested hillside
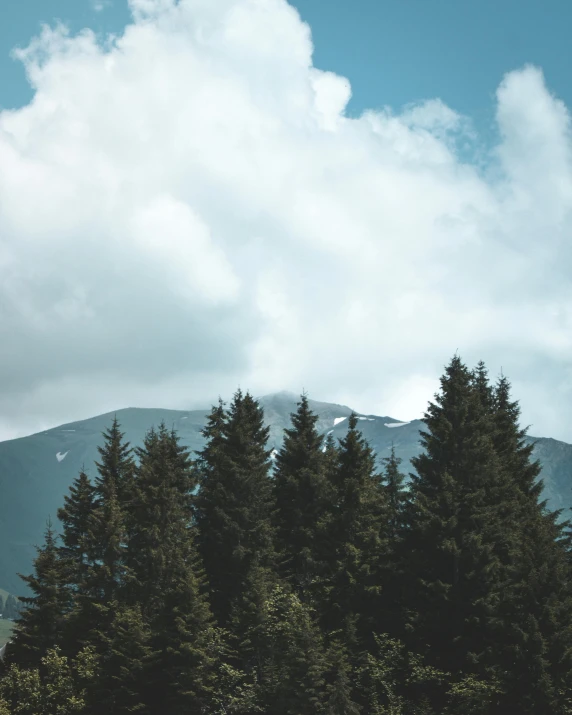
[[1, 392, 571, 597], [0, 357, 571, 713]]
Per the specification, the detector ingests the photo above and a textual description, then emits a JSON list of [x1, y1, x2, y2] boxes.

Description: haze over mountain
[[0, 391, 570, 595]]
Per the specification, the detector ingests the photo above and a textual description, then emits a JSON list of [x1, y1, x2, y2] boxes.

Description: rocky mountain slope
[[0, 390, 570, 594]]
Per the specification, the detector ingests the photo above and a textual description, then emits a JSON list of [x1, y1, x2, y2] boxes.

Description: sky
[[2, 0, 572, 442]]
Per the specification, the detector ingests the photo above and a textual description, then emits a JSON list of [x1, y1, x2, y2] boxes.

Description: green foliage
[[128, 424, 220, 715], [487, 374, 572, 713], [94, 416, 136, 509], [402, 356, 514, 685], [207, 650, 261, 715], [321, 412, 389, 651], [255, 583, 327, 714], [322, 641, 361, 715], [444, 673, 503, 715], [195, 390, 277, 635], [3, 360, 572, 713], [273, 395, 330, 597], [0, 646, 98, 715], [56, 469, 95, 590], [380, 444, 407, 542], [96, 602, 151, 714], [8, 523, 70, 670]]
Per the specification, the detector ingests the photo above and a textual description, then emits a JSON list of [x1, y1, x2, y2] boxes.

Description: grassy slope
[[0, 620, 14, 646], [0, 587, 19, 645]]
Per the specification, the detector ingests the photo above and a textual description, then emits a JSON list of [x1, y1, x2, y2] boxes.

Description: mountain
[[0, 391, 570, 594]]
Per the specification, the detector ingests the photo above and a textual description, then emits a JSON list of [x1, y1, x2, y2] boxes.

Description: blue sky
[[3, 0, 572, 134], [2, 0, 572, 442]]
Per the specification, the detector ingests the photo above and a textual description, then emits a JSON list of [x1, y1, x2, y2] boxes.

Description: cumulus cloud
[[1, 0, 572, 441]]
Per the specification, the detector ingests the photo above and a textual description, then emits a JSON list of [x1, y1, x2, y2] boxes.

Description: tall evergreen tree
[[66, 419, 135, 612], [7, 522, 70, 669], [91, 416, 136, 595], [378, 444, 409, 642], [94, 416, 136, 508], [128, 424, 195, 611], [128, 423, 220, 715], [273, 394, 329, 597], [57, 421, 137, 707], [195, 390, 277, 631], [322, 413, 388, 652], [57, 468, 96, 592], [401, 356, 514, 708], [78, 478, 131, 674], [489, 373, 572, 713], [193, 399, 227, 618], [380, 443, 408, 542]]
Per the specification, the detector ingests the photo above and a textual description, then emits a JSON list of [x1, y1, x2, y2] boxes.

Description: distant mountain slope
[[0, 391, 570, 594]]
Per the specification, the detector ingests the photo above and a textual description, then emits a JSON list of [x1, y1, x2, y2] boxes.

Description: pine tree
[[378, 444, 409, 641], [195, 390, 277, 631], [193, 399, 227, 617], [273, 394, 329, 597], [91, 416, 136, 595], [380, 443, 408, 542], [57, 468, 96, 592], [94, 416, 136, 508], [401, 356, 514, 707], [128, 423, 220, 714], [488, 373, 572, 713], [7, 522, 70, 669], [128, 423, 195, 613], [69, 419, 134, 615], [60, 421, 136, 706], [322, 413, 388, 652]]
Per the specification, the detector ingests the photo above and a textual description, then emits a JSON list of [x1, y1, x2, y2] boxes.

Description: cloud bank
[[1, 0, 572, 441]]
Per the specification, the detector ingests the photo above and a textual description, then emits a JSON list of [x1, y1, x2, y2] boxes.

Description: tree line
[[0, 354, 571, 713]]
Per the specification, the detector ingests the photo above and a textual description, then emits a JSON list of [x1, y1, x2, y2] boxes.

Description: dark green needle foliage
[[195, 390, 277, 633], [3, 361, 572, 714], [380, 443, 408, 543], [322, 413, 388, 652], [402, 356, 514, 705], [7, 522, 70, 670], [273, 394, 330, 597]]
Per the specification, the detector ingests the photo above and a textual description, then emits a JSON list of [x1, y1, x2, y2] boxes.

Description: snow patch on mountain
[[56, 451, 69, 462], [334, 417, 346, 426], [384, 422, 410, 428]]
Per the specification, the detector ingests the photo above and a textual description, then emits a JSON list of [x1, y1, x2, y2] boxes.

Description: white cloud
[[91, 0, 112, 12], [1, 0, 572, 441]]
